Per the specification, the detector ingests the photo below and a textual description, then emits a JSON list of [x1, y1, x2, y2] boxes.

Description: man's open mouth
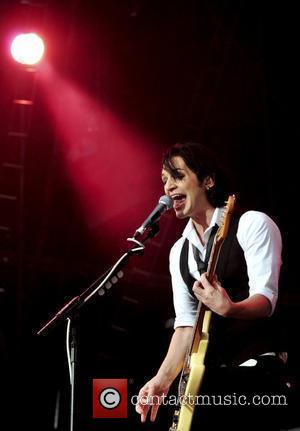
[[172, 194, 186, 209]]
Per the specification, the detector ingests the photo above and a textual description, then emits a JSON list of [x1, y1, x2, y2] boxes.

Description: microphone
[[134, 195, 173, 238]]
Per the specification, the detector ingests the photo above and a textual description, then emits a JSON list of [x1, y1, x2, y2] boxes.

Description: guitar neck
[[187, 239, 223, 357], [207, 239, 223, 282], [184, 195, 236, 364]]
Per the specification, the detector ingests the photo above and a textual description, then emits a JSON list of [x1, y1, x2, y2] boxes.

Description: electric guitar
[[169, 194, 236, 431]]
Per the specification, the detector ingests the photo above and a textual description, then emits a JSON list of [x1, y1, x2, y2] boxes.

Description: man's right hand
[[135, 375, 170, 422], [135, 327, 193, 422]]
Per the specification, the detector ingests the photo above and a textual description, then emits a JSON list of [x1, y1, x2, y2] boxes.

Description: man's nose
[[165, 177, 176, 193]]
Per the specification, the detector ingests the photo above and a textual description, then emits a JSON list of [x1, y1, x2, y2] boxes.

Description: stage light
[[10, 33, 45, 65]]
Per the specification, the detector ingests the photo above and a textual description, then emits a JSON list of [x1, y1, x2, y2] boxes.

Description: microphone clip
[[133, 221, 160, 240]]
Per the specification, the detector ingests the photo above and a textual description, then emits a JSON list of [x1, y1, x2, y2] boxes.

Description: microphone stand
[[36, 223, 160, 431]]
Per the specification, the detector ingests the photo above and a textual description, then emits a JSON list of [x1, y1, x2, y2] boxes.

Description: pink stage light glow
[[39, 64, 162, 242]]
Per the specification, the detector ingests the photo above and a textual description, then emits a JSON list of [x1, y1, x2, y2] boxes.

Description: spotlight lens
[[10, 33, 45, 65]]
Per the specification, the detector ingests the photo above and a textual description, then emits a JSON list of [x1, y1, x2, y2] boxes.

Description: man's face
[[161, 156, 208, 219]]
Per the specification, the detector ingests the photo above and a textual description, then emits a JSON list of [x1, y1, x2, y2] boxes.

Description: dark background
[[0, 1, 298, 430]]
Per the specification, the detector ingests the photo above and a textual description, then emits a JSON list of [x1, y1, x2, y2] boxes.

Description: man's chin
[[174, 210, 188, 219]]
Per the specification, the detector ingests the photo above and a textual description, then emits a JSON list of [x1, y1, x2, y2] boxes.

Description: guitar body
[[176, 310, 212, 431]]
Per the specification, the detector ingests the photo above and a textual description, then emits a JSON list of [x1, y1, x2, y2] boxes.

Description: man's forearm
[[156, 326, 193, 386], [227, 294, 272, 319]]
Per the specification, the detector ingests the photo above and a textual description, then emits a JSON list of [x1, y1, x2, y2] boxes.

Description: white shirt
[[169, 208, 282, 329]]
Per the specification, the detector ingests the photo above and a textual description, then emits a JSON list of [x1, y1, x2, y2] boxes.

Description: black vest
[[179, 215, 280, 367]]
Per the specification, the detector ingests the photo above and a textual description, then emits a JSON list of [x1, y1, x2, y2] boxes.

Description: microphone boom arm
[[36, 222, 160, 336]]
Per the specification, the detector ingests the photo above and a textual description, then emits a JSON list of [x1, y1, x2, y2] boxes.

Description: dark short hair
[[162, 142, 230, 207]]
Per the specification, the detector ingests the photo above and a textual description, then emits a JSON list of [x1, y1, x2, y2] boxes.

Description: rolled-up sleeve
[[237, 211, 282, 315]]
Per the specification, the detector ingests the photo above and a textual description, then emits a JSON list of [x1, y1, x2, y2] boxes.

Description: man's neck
[[191, 207, 215, 244]]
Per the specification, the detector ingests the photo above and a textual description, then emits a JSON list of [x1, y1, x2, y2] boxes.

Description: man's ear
[[203, 175, 215, 189]]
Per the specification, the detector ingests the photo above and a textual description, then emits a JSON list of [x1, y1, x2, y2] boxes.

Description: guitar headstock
[[216, 194, 236, 243]]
